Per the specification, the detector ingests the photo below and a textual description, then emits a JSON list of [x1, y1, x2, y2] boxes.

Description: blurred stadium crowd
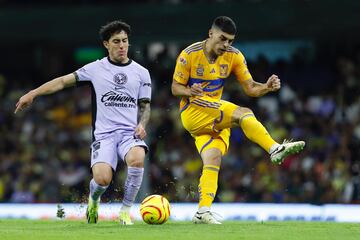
[[0, 41, 359, 205]]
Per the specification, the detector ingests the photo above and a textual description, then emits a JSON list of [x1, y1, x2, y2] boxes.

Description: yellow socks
[[198, 164, 220, 209], [240, 114, 277, 153]]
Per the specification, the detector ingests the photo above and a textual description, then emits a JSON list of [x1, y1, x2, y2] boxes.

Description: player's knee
[[232, 107, 254, 126], [237, 107, 253, 118], [126, 147, 145, 167], [92, 163, 113, 186], [207, 156, 221, 166], [127, 157, 144, 168], [201, 148, 222, 166], [93, 173, 112, 186]]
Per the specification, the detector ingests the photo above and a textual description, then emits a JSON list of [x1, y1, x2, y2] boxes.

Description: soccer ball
[[140, 194, 170, 224]]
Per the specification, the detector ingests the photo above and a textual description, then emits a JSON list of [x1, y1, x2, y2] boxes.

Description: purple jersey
[[75, 57, 151, 140]]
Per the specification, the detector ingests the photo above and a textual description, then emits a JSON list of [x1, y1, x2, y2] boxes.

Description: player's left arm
[[136, 98, 151, 140], [241, 74, 281, 97], [233, 51, 281, 97]]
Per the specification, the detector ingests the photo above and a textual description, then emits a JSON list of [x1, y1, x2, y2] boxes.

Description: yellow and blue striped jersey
[[173, 41, 252, 111]]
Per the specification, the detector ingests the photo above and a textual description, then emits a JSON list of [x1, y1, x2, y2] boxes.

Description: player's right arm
[[171, 81, 203, 97], [14, 73, 76, 113], [171, 51, 203, 97]]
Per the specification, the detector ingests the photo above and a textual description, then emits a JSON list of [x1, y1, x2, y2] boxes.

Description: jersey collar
[[107, 56, 132, 66]]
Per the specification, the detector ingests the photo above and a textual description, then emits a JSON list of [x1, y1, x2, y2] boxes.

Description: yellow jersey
[[173, 41, 252, 111]]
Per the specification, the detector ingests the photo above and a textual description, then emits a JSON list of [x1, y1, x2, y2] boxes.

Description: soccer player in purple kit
[[15, 21, 152, 225]]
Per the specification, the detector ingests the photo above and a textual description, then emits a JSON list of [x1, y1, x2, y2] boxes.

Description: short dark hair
[[212, 16, 237, 35], [99, 20, 131, 41]]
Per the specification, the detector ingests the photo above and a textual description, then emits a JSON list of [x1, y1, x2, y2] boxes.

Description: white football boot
[[270, 140, 305, 164], [192, 211, 222, 224]]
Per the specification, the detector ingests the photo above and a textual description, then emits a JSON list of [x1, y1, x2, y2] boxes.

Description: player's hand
[[190, 83, 203, 97], [135, 123, 147, 140], [14, 91, 36, 114], [266, 74, 281, 92]]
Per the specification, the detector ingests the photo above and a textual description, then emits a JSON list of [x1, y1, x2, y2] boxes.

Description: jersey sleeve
[[138, 69, 152, 101], [74, 61, 97, 82], [173, 50, 191, 85], [232, 52, 253, 84]]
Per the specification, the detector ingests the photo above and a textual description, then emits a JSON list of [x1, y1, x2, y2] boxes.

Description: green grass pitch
[[0, 220, 359, 240]]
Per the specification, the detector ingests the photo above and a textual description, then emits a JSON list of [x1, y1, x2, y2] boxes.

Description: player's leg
[[118, 136, 148, 225], [87, 137, 117, 224], [87, 163, 113, 224], [197, 99, 279, 156], [231, 107, 305, 164], [199, 148, 221, 213], [119, 146, 145, 225], [231, 107, 278, 152], [192, 135, 228, 224]]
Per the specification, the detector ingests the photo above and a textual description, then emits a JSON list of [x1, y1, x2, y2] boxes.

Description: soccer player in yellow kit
[[171, 16, 305, 224]]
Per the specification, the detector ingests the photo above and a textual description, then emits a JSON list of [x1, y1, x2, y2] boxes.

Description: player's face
[[209, 28, 235, 56], [103, 30, 129, 63]]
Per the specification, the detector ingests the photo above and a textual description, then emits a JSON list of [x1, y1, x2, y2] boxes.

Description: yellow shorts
[[180, 96, 239, 155]]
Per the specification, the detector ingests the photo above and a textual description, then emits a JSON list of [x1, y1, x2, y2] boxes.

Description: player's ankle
[[198, 206, 210, 213], [269, 143, 280, 154], [120, 205, 131, 213]]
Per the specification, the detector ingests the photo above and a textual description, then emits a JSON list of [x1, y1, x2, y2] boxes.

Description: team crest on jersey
[[220, 64, 228, 77], [196, 64, 204, 76], [114, 72, 128, 85]]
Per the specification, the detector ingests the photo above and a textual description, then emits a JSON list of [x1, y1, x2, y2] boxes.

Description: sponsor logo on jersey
[[78, 67, 87, 73], [101, 91, 137, 108], [142, 83, 151, 87], [115, 86, 125, 91], [206, 92, 219, 97], [92, 141, 100, 159], [179, 57, 187, 65], [93, 141, 101, 151], [176, 71, 184, 79]]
